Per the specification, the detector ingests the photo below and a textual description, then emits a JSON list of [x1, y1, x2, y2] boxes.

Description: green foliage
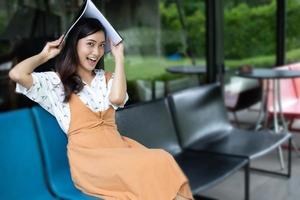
[[0, 12, 5, 34], [186, 10, 205, 56], [225, 54, 276, 69], [104, 55, 188, 81], [0, 10, 9, 55], [159, 1, 205, 56], [160, 2, 183, 55], [224, 1, 277, 59], [160, 0, 300, 60], [160, 2, 181, 30], [286, 0, 300, 51]]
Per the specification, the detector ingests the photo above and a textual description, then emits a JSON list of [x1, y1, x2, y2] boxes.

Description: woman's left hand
[[108, 41, 126, 105], [110, 41, 124, 61]]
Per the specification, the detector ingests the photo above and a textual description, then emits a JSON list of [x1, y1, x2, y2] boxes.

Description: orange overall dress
[[66, 75, 194, 200]]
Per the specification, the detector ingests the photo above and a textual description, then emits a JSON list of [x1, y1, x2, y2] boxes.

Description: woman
[[9, 18, 194, 200]]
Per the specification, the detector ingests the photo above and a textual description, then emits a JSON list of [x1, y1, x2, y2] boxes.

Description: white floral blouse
[[16, 69, 128, 134]]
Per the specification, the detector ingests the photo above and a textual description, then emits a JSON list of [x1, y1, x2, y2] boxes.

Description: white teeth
[[88, 57, 97, 61]]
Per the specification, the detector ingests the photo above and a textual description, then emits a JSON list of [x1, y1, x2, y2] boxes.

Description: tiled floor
[[201, 150, 299, 200], [199, 107, 300, 200]]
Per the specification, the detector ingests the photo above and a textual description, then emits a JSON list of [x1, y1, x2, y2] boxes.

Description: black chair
[[168, 83, 292, 179], [116, 99, 249, 199]]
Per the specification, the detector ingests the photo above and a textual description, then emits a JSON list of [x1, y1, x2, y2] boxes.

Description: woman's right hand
[[39, 35, 64, 61], [9, 35, 64, 89]]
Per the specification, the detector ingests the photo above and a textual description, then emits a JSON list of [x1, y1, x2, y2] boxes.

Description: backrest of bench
[[0, 108, 51, 199], [168, 83, 233, 149], [31, 106, 78, 195], [31, 106, 68, 173], [116, 99, 182, 156], [32, 106, 105, 199]]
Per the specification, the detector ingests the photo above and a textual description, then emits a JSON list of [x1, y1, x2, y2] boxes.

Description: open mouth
[[87, 57, 98, 65]]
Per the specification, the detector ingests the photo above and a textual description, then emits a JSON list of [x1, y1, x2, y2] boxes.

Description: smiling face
[[76, 30, 106, 74]]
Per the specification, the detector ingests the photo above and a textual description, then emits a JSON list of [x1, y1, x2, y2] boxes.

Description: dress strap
[[104, 72, 113, 84]]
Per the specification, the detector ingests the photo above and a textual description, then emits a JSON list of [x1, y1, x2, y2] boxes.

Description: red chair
[[286, 63, 300, 131], [267, 64, 300, 153], [267, 66, 299, 117]]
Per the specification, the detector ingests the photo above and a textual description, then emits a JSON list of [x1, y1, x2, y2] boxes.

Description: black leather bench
[[116, 99, 249, 199]]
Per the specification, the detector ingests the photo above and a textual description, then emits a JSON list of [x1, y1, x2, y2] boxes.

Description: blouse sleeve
[[107, 73, 129, 110], [15, 72, 62, 115]]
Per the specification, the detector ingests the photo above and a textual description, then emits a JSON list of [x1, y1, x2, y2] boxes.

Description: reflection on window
[[104, 0, 206, 103], [0, 0, 206, 111]]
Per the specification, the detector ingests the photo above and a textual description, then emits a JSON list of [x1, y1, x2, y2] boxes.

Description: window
[[103, 0, 206, 102], [224, 0, 276, 69], [286, 0, 300, 63]]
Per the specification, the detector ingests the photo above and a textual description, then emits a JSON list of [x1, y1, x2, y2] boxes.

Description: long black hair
[[55, 18, 106, 102]]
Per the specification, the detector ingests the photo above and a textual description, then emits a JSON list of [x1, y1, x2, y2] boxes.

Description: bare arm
[[9, 36, 63, 89], [109, 42, 127, 106]]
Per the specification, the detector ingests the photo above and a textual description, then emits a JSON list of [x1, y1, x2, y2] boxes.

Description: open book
[[61, 0, 123, 53]]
